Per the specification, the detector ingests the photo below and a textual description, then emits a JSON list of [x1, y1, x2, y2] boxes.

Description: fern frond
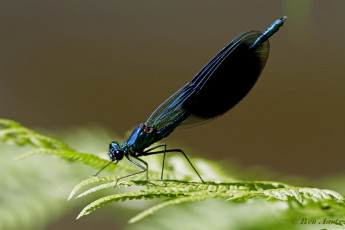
[[0, 119, 118, 173], [14, 148, 118, 171], [128, 185, 344, 223], [72, 178, 344, 223], [0, 119, 23, 131], [68, 176, 118, 200], [128, 195, 221, 224], [2, 119, 345, 226], [0, 119, 70, 150]]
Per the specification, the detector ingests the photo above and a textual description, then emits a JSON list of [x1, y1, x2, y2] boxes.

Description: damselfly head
[[109, 141, 124, 161]]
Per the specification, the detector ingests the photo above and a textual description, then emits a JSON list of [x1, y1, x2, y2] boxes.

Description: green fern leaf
[[0, 119, 70, 150], [2, 119, 345, 225]]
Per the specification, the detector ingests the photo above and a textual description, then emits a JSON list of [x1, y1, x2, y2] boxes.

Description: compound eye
[[114, 150, 124, 160]]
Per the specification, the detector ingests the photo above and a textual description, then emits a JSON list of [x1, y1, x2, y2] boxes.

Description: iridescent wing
[[146, 30, 270, 131]]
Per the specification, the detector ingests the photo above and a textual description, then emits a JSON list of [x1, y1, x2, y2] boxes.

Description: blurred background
[[0, 0, 344, 229]]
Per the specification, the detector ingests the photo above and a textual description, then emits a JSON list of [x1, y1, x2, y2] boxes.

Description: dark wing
[[146, 30, 270, 130], [145, 81, 193, 130]]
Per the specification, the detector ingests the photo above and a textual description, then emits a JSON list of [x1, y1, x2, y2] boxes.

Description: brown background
[[1, 0, 344, 180]]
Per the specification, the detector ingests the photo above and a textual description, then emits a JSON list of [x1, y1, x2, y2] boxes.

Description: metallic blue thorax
[[124, 124, 159, 153], [122, 122, 179, 154]]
